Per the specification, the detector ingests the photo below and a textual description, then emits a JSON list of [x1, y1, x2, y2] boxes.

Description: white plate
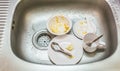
[[73, 19, 96, 39], [48, 35, 83, 65]]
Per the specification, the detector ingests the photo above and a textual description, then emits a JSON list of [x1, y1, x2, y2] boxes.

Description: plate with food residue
[[48, 35, 83, 65], [73, 17, 96, 39]]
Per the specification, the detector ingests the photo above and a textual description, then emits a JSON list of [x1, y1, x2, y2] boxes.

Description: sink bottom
[[11, 0, 117, 65]]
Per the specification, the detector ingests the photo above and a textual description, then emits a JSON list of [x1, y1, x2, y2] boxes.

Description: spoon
[[51, 42, 73, 57], [86, 34, 103, 46]]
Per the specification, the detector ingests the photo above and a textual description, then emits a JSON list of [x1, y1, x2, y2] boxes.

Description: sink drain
[[32, 30, 52, 50]]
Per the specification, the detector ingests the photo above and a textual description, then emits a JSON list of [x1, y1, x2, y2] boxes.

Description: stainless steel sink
[[11, 0, 117, 65], [1, 0, 120, 71]]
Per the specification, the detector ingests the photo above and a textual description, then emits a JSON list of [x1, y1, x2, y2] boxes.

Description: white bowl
[[47, 15, 72, 35]]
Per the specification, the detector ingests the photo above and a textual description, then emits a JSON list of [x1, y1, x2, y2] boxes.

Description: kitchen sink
[[11, 0, 118, 65], [0, 0, 120, 71], [0, 0, 120, 70]]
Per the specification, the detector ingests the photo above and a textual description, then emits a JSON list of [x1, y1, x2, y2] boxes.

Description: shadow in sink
[[11, 0, 117, 65]]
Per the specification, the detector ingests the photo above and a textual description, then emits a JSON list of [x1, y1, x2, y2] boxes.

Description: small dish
[[73, 18, 96, 39], [47, 15, 72, 35], [48, 35, 83, 65]]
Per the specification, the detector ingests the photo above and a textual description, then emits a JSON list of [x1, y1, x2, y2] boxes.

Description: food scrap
[[66, 44, 74, 51]]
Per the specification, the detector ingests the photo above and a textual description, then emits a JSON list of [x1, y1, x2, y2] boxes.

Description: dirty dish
[[83, 33, 106, 53], [73, 18, 96, 39], [47, 15, 72, 35], [48, 35, 83, 65]]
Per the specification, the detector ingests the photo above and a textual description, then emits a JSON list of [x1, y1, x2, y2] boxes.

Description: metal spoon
[[51, 42, 72, 57]]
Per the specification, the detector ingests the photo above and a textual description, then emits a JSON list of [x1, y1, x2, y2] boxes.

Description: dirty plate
[[73, 18, 96, 39], [48, 35, 83, 65]]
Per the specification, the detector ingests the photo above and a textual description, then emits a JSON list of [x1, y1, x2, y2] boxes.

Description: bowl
[[47, 15, 72, 35]]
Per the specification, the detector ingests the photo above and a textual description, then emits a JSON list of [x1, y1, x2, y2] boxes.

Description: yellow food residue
[[66, 44, 74, 51], [82, 31, 87, 35], [64, 23, 70, 32], [79, 20, 87, 26], [69, 55, 74, 59], [65, 44, 74, 59], [56, 16, 59, 23]]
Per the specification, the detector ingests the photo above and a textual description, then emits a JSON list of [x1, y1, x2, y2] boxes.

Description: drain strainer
[[32, 30, 52, 50]]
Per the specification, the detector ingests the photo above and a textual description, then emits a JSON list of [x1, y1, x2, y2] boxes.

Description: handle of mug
[[97, 41, 106, 50]]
